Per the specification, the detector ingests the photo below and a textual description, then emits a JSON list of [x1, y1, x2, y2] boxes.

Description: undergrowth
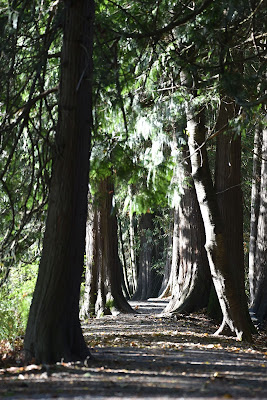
[[0, 263, 38, 342]]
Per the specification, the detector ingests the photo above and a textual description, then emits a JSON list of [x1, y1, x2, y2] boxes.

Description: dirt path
[[1, 299, 267, 399]]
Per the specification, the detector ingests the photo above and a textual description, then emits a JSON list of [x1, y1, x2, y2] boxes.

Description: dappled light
[[0, 0, 266, 397], [1, 300, 267, 398]]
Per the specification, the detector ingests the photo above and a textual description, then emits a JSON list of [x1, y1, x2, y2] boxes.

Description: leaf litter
[[0, 298, 267, 399]]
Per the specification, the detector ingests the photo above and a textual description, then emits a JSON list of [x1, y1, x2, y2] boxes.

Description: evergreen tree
[[80, 177, 133, 318], [24, 0, 94, 363], [250, 123, 267, 322]]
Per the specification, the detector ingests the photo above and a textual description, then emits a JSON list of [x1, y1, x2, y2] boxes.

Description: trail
[[1, 299, 267, 399]]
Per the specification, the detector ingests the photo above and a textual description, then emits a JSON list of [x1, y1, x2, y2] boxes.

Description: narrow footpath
[[1, 299, 267, 399]]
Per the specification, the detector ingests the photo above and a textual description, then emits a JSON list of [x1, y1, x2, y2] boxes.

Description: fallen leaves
[[0, 302, 267, 400], [0, 338, 24, 368], [84, 316, 267, 363]]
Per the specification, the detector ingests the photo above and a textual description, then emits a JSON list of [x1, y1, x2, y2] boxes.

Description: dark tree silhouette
[[24, 0, 94, 363]]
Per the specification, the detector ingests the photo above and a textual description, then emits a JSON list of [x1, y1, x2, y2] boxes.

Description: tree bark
[[132, 213, 162, 300], [250, 124, 267, 321], [80, 197, 97, 319], [81, 178, 133, 318], [186, 100, 254, 341], [159, 211, 174, 298], [118, 217, 131, 299], [249, 126, 263, 305], [163, 139, 211, 314], [214, 98, 251, 329], [128, 186, 138, 293], [24, 0, 94, 363]]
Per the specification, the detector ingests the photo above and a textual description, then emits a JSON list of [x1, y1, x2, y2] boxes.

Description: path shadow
[[129, 298, 170, 315]]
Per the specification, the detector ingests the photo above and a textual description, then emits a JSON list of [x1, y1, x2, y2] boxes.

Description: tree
[[80, 177, 133, 318], [132, 212, 162, 300], [0, 0, 60, 290], [212, 98, 246, 318], [249, 125, 263, 306], [185, 86, 254, 340], [163, 135, 211, 314], [128, 186, 138, 295], [24, 0, 94, 363], [250, 122, 267, 322], [158, 211, 173, 297]]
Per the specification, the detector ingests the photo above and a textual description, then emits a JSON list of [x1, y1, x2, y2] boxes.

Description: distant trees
[[132, 212, 163, 301], [80, 177, 133, 318]]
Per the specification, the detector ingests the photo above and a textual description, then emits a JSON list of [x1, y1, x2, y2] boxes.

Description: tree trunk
[[129, 186, 138, 293], [24, 0, 94, 364], [159, 211, 174, 298], [250, 124, 267, 322], [80, 198, 97, 319], [81, 178, 133, 318], [162, 208, 179, 299], [118, 217, 131, 299], [186, 100, 254, 341], [163, 139, 211, 314], [132, 213, 162, 300], [249, 126, 263, 305], [214, 98, 250, 328]]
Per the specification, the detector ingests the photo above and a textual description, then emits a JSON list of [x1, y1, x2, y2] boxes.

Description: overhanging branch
[[109, 0, 214, 39], [14, 85, 59, 115]]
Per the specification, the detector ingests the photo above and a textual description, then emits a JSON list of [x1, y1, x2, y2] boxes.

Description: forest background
[[0, 0, 266, 364]]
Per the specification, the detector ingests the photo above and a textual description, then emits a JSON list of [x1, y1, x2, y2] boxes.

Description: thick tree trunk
[[214, 98, 251, 329], [24, 0, 94, 363], [187, 102, 254, 341], [81, 178, 133, 318], [250, 124, 267, 321], [249, 126, 263, 305], [132, 213, 162, 300], [163, 140, 211, 314]]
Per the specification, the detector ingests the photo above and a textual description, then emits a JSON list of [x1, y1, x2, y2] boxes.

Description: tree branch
[[109, 0, 214, 39], [14, 86, 59, 115]]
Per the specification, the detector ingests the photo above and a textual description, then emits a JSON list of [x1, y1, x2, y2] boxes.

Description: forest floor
[[0, 298, 267, 399]]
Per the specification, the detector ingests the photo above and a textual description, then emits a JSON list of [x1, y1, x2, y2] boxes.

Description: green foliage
[[0, 261, 38, 341], [0, 0, 61, 340], [105, 298, 115, 311], [151, 211, 171, 276]]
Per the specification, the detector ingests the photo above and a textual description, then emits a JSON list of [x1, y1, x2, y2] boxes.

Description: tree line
[[0, 0, 266, 363]]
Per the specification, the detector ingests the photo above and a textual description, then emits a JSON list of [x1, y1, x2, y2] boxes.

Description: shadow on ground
[[1, 299, 267, 399]]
